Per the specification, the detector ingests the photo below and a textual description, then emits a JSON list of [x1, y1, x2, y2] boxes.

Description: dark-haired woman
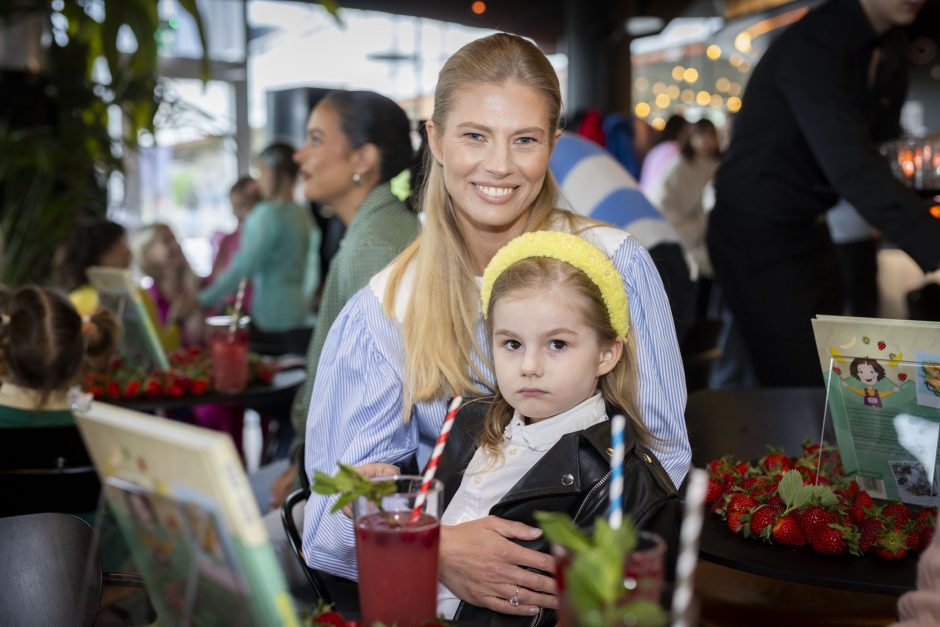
[[197, 142, 321, 332], [54, 218, 132, 318], [269, 90, 420, 508], [0, 286, 117, 426]]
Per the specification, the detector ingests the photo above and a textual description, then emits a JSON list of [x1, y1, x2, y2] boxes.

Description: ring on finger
[[509, 586, 520, 608]]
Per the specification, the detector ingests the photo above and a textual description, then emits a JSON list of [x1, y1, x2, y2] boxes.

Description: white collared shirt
[[437, 394, 608, 618]]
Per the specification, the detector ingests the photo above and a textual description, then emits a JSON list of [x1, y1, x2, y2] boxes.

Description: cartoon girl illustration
[[843, 357, 898, 408]]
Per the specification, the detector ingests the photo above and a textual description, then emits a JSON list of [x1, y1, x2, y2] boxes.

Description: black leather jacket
[[435, 399, 681, 627]]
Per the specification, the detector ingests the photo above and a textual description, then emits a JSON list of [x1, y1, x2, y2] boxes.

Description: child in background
[[53, 219, 132, 318], [434, 231, 680, 622], [0, 286, 117, 426], [132, 223, 204, 349]]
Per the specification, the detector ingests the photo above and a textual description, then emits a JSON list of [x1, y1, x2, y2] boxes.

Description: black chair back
[[0, 512, 102, 627], [0, 424, 101, 517], [282, 488, 333, 604]]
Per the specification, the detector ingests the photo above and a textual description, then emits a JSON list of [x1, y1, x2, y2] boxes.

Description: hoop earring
[[352, 173, 362, 186]]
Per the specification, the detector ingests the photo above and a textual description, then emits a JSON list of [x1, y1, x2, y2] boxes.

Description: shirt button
[[508, 447, 518, 456], [561, 473, 574, 486], [473, 476, 482, 485]]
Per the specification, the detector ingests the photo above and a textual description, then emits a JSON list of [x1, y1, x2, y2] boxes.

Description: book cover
[[812, 315, 940, 505], [75, 402, 300, 627]]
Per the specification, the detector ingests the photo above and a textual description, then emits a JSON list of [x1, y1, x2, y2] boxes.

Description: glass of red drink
[[552, 530, 666, 626], [352, 475, 442, 627], [205, 315, 250, 393]]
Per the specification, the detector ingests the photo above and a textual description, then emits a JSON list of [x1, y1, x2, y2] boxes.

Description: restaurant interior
[[1, 0, 940, 625]]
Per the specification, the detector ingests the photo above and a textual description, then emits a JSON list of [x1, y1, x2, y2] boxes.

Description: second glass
[[352, 476, 442, 627], [205, 315, 250, 393]]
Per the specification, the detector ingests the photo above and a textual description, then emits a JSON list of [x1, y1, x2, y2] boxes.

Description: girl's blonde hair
[[131, 224, 201, 296], [383, 32, 578, 418], [477, 257, 647, 458]]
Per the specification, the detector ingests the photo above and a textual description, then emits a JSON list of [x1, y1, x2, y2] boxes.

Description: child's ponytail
[[83, 309, 119, 374]]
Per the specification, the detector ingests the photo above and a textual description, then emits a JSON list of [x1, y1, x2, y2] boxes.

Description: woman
[[302, 33, 689, 617], [270, 90, 419, 507], [197, 142, 320, 332], [207, 176, 262, 315], [54, 218, 133, 317]]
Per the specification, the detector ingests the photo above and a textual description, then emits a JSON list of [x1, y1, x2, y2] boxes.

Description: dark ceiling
[[323, 0, 700, 52]]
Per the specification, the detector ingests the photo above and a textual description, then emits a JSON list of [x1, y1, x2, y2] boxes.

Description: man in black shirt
[[707, 0, 938, 387]]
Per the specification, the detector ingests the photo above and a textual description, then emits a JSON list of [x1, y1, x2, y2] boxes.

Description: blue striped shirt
[[302, 222, 690, 580]]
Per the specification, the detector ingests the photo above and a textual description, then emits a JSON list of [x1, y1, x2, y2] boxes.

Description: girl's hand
[[439, 516, 558, 616]]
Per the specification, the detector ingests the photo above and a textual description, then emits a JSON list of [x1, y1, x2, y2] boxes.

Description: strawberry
[[705, 479, 725, 505], [762, 452, 792, 474], [123, 380, 141, 399], [144, 379, 164, 398], [767, 495, 786, 513], [915, 507, 937, 528], [191, 378, 210, 396], [106, 381, 121, 399], [87, 384, 104, 398], [799, 505, 836, 538], [734, 461, 750, 476], [727, 510, 748, 534], [851, 492, 876, 523], [883, 503, 912, 527], [312, 610, 347, 627], [810, 525, 858, 556], [914, 525, 935, 552], [166, 383, 185, 398], [727, 493, 758, 514], [749, 506, 778, 538], [874, 529, 909, 560], [858, 518, 886, 554], [772, 515, 806, 546]]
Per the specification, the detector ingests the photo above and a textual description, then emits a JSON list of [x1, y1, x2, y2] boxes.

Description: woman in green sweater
[[198, 142, 321, 332], [0, 286, 116, 426]]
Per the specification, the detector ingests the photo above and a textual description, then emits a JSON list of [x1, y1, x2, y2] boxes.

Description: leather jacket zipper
[[529, 473, 611, 627], [573, 471, 611, 523]]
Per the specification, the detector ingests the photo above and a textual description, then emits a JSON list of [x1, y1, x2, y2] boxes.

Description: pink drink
[[206, 316, 250, 393], [355, 511, 440, 626], [623, 531, 666, 603]]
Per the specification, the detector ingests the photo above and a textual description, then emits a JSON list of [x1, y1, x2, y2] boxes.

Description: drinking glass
[[205, 315, 250, 393], [352, 476, 442, 627]]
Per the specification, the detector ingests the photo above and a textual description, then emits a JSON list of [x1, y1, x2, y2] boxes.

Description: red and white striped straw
[[410, 396, 462, 522]]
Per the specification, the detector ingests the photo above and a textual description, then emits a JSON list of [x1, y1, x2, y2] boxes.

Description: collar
[[504, 394, 607, 452], [837, 0, 884, 48], [348, 183, 400, 229], [0, 382, 71, 411]]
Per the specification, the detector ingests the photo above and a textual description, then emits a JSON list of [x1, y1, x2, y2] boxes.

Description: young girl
[[434, 231, 680, 623], [0, 286, 117, 426]]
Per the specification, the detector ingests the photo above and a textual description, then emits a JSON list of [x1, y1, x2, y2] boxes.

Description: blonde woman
[[303, 33, 690, 616]]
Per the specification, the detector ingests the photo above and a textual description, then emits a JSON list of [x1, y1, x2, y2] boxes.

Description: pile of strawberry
[[83, 348, 278, 400], [708, 441, 936, 560], [305, 602, 448, 627]]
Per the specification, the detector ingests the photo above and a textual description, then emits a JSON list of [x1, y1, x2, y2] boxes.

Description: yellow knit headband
[[481, 231, 630, 338]]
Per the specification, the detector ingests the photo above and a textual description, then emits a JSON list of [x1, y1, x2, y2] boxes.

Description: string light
[[706, 44, 721, 60], [696, 90, 711, 105], [652, 117, 666, 131], [727, 96, 742, 112], [683, 67, 699, 83], [655, 93, 671, 108], [666, 85, 680, 99], [471, 1, 486, 14], [672, 66, 685, 81], [652, 81, 666, 95], [716, 77, 731, 92], [635, 102, 651, 118], [635, 77, 650, 91]]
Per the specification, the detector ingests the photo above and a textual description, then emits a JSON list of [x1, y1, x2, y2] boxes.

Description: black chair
[[282, 487, 333, 604], [680, 318, 724, 393], [0, 424, 101, 517], [0, 512, 101, 626]]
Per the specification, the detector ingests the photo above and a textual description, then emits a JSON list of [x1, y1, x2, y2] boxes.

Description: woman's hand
[[439, 516, 558, 616]]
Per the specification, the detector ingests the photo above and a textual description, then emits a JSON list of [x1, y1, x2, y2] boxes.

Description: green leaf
[[791, 488, 813, 510], [312, 463, 396, 513], [808, 485, 838, 507], [777, 470, 804, 507], [534, 511, 591, 552]]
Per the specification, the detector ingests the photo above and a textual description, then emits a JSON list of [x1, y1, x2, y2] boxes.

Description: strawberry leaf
[[778, 470, 804, 507]]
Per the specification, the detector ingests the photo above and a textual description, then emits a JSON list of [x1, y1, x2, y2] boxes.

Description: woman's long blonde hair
[[477, 257, 647, 459], [383, 33, 578, 418]]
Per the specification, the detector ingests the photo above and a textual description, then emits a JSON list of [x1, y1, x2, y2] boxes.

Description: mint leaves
[[536, 512, 667, 627], [312, 463, 396, 513]]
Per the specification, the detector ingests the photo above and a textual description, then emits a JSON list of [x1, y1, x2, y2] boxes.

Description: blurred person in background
[[54, 218, 132, 317], [196, 142, 320, 332], [268, 90, 419, 509], [647, 118, 722, 318], [707, 0, 939, 387], [132, 223, 204, 349], [206, 176, 262, 315], [639, 114, 688, 198]]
